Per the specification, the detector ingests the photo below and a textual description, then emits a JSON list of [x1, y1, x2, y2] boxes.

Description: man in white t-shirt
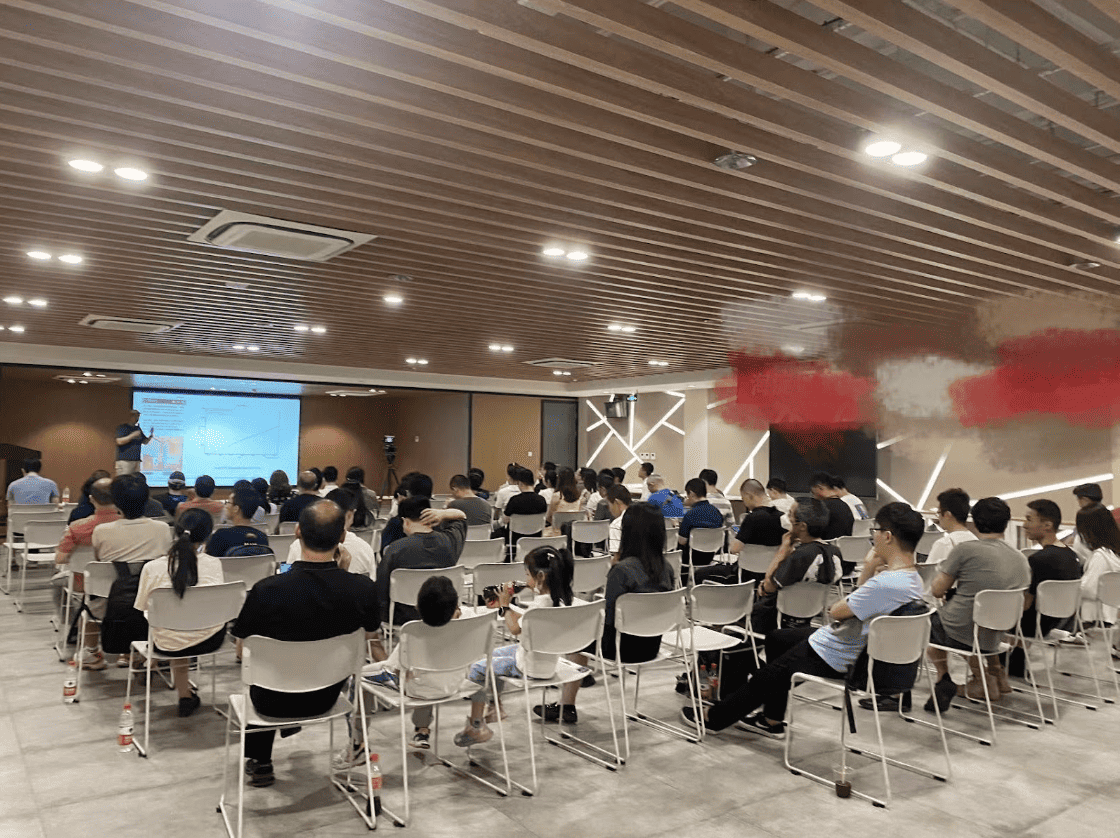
[[288, 491, 376, 577], [93, 474, 173, 564], [638, 462, 654, 500], [699, 468, 735, 526], [493, 463, 521, 513], [831, 476, 870, 520], [606, 484, 632, 557], [924, 487, 977, 565], [765, 478, 795, 517]]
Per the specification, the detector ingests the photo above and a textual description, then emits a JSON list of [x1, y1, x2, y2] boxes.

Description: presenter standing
[[115, 409, 154, 476]]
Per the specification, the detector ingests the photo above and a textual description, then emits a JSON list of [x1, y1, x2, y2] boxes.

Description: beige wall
[[299, 395, 392, 492], [382, 392, 471, 491], [471, 394, 543, 490]]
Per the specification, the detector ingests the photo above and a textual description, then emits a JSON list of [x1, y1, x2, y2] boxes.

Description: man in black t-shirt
[[279, 471, 322, 523], [811, 473, 854, 540], [497, 466, 547, 545], [206, 488, 270, 557], [733, 478, 787, 550], [1021, 499, 1081, 637]]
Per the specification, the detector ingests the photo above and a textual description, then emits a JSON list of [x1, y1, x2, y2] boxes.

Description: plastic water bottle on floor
[[62, 661, 77, 704], [698, 664, 710, 694], [369, 752, 382, 816], [118, 704, 134, 752]]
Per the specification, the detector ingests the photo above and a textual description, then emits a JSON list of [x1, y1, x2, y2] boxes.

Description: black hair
[[298, 499, 345, 552], [611, 467, 626, 484], [617, 503, 667, 584], [810, 472, 834, 489], [543, 469, 558, 490], [557, 467, 580, 503], [1073, 483, 1104, 503], [233, 480, 252, 491], [1076, 504, 1120, 554], [543, 461, 556, 471], [251, 477, 269, 499], [597, 472, 615, 491], [407, 473, 434, 498], [525, 546, 574, 607], [506, 462, 519, 480], [468, 469, 484, 491], [793, 497, 830, 539], [873, 502, 924, 553], [639, 462, 654, 476], [398, 495, 432, 521], [684, 477, 708, 497], [514, 466, 535, 486], [831, 475, 847, 490], [606, 484, 632, 506], [194, 475, 216, 498], [23, 458, 41, 473], [110, 473, 150, 519], [269, 470, 292, 502], [309, 467, 323, 488], [230, 488, 260, 520], [936, 488, 971, 525], [327, 486, 371, 529], [450, 474, 472, 491], [699, 469, 718, 486], [1027, 499, 1062, 533], [169, 509, 213, 598], [580, 468, 598, 495], [416, 576, 459, 626], [322, 466, 338, 483], [80, 469, 112, 504], [346, 466, 366, 484], [766, 477, 788, 494], [971, 497, 1011, 534]]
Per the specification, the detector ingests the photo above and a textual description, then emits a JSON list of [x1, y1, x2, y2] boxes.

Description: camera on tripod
[[383, 434, 397, 465]]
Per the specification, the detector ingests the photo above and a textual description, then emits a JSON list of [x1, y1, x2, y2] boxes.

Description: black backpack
[[224, 543, 273, 558], [98, 562, 149, 654]]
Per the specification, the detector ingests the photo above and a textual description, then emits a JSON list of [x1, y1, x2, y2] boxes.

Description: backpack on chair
[[98, 562, 149, 654]]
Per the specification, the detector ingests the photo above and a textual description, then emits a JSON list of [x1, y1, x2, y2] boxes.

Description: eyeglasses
[[868, 526, 885, 534]]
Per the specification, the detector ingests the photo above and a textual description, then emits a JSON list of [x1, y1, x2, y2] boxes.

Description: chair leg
[[140, 649, 152, 758]]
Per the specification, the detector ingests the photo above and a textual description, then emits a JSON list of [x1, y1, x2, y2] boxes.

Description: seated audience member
[[546, 467, 585, 527], [137, 474, 169, 519], [536, 462, 557, 494], [646, 474, 684, 518], [278, 471, 322, 523], [493, 463, 521, 513], [319, 465, 340, 497], [7, 457, 59, 504], [221, 480, 268, 526], [457, 546, 575, 746], [765, 477, 795, 516], [925, 488, 977, 565], [1072, 482, 1103, 511], [925, 497, 1030, 710], [810, 472, 855, 540], [158, 471, 190, 517], [302, 490, 377, 577], [268, 469, 294, 506], [251, 477, 276, 514], [468, 468, 489, 500], [68, 469, 112, 523], [535, 502, 676, 723], [831, 475, 869, 520], [447, 474, 493, 526], [579, 468, 598, 505], [206, 488, 270, 557], [175, 475, 223, 520], [230, 500, 379, 788], [343, 466, 381, 519], [1075, 504, 1120, 625], [93, 473, 174, 563], [499, 466, 547, 544], [677, 477, 726, 573], [380, 473, 435, 551], [591, 470, 615, 521], [134, 509, 225, 717], [611, 467, 626, 485], [752, 498, 842, 636], [732, 479, 786, 573], [1021, 499, 1081, 637], [699, 469, 735, 525], [681, 503, 925, 735], [309, 467, 324, 493], [638, 462, 654, 499], [538, 469, 558, 508], [376, 499, 468, 629], [606, 484, 632, 556]]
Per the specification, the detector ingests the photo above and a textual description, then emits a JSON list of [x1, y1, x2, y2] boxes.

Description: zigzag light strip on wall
[[722, 431, 771, 495], [621, 395, 687, 470], [584, 400, 643, 467], [877, 478, 913, 506], [996, 473, 1114, 502], [877, 435, 907, 450], [916, 444, 953, 512]]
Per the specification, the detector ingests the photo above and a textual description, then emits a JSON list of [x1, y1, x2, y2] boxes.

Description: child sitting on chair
[[455, 546, 575, 747]]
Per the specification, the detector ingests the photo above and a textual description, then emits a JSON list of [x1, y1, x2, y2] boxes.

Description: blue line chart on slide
[[200, 407, 281, 458]]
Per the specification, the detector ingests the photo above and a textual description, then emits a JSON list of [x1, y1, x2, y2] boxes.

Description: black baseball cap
[[168, 471, 186, 490]]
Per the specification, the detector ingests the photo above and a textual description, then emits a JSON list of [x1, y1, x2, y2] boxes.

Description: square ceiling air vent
[[524, 357, 597, 370], [187, 210, 376, 261], [80, 314, 181, 334]]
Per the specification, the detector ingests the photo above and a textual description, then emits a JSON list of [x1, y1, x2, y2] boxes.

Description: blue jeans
[[467, 644, 522, 702]]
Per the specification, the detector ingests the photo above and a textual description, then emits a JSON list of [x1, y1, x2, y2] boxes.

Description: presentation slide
[[132, 390, 300, 486]]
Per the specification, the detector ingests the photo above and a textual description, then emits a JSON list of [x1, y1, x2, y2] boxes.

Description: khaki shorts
[[114, 460, 141, 476]]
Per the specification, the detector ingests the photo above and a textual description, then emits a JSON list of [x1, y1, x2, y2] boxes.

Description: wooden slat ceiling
[[1, 0, 1119, 382]]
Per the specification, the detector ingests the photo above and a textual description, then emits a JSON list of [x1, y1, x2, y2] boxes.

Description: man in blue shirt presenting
[[115, 409, 154, 476]]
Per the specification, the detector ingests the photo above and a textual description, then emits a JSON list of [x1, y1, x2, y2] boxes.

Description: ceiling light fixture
[[83, 372, 92, 377], [648, 360, 669, 367], [58, 254, 83, 264], [232, 344, 245, 350], [863, 138, 902, 158], [246, 345, 260, 352], [782, 345, 806, 355], [8, 325, 25, 333], [608, 324, 637, 333], [311, 326, 327, 334], [489, 344, 502, 351], [114, 167, 148, 181], [713, 151, 758, 170], [542, 246, 566, 257], [406, 357, 429, 365], [891, 151, 928, 167], [566, 251, 589, 261], [3, 296, 23, 305], [68, 159, 104, 173], [293, 325, 310, 332], [1070, 260, 1101, 270], [791, 291, 827, 302], [28, 298, 48, 307], [26, 251, 51, 260], [383, 294, 403, 305], [553, 370, 572, 376]]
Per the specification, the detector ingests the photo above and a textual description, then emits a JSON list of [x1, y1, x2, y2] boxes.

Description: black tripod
[[380, 465, 399, 498]]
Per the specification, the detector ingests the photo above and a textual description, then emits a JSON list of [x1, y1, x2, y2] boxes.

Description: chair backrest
[[737, 543, 774, 575], [972, 587, 1029, 632], [664, 518, 678, 534], [242, 629, 365, 692], [278, 521, 298, 535], [690, 580, 755, 626], [663, 550, 683, 580], [68, 545, 97, 575], [23, 519, 69, 546], [516, 535, 567, 562], [866, 611, 932, 666], [269, 533, 298, 560], [147, 581, 247, 631], [457, 539, 506, 568], [429, 497, 448, 510], [1035, 579, 1081, 620], [8, 508, 67, 534], [777, 582, 830, 620], [262, 511, 280, 533], [84, 561, 120, 599], [220, 555, 276, 588], [1098, 571, 1120, 608], [572, 555, 611, 594], [521, 600, 605, 656], [552, 511, 584, 531], [850, 518, 873, 538], [390, 565, 467, 608], [397, 611, 494, 676], [615, 588, 687, 638], [466, 524, 492, 541], [916, 530, 941, 556], [915, 562, 940, 593], [688, 526, 726, 553], [508, 513, 546, 536], [835, 535, 870, 567], [471, 562, 526, 592], [571, 519, 609, 545]]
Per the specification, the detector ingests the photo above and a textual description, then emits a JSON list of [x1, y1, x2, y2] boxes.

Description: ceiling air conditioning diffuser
[[187, 210, 376, 261], [79, 315, 181, 334]]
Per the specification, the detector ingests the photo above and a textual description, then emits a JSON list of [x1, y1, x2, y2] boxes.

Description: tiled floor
[[4, 579, 1120, 837]]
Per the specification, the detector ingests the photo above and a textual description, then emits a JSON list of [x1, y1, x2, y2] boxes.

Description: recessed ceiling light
[[553, 370, 572, 376], [9, 325, 25, 333], [67, 378, 76, 384], [417, 359, 428, 365], [0, 326, 6, 331], [783, 345, 806, 355], [648, 360, 670, 367], [224, 281, 250, 291], [565, 251, 589, 261], [28, 298, 47, 307], [542, 247, 566, 257], [59, 254, 83, 264], [114, 167, 148, 181], [3, 296, 23, 305], [489, 344, 502, 351], [501, 345, 514, 353], [383, 294, 403, 305], [293, 325, 310, 332], [26, 251, 51, 260], [232, 344, 245, 350], [310, 326, 327, 334], [864, 138, 902, 158], [620, 325, 636, 333], [96, 374, 106, 378], [68, 159, 104, 173], [891, 151, 927, 167], [83, 372, 92, 377], [791, 291, 827, 302], [246, 345, 260, 352], [78, 380, 89, 385]]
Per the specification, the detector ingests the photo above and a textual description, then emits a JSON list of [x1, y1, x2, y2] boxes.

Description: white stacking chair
[[471, 563, 527, 617], [457, 539, 506, 569], [663, 550, 683, 582], [277, 521, 298, 535], [515, 535, 567, 563], [507, 513, 546, 554], [220, 554, 276, 590], [572, 555, 611, 598], [15, 518, 68, 612], [218, 630, 372, 837], [5, 512, 67, 600], [571, 519, 610, 557], [915, 563, 942, 606], [386, 566, 469, 648], [916, 530, 941, 558], [835, 535, 871, 591], [551, 511, 584, 533], [360, 612, 508, 826], [127, 581, 246, 757], [54, 545, 96, 660], [686, 526, 727, 583], [777, 582, 831, 629], [784, 612, 952, 809], [466, 524, 493, 541], [850, 517, 874, 538], [609, 589, 699, 760], [268, 533, 298, 563], [74, 561, 120, 701], [505, 601, 621, 793], [261, 510, 280, 534], [737, 543, 774, 581], [1029, 579, 1107, 716]]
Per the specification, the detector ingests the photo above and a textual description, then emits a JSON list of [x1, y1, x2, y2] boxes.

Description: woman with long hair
[[1075, 504, 1120, 623], [546, 467, 585, 527], [133, 509, 225, 717], [268, 469, 293, 506]]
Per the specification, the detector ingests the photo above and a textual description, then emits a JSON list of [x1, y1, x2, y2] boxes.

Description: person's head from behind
[[250, 477, 269, 499], [468, 468, 484, 492], [89, 477, 114, 509], [169, 508, 214, 597], [1073, 482, 1103, 510], [524, 546, 575, 606], [607, 484, 632, 519], [639, 462, 653, 479], [416, 576, 460, 626], [325, 487, 358, 529], [322, 466, 338, 484], [556, 467, 580, 503], [269, 469, 291, 496], [449, 474, 473, 498], [543, 469, 558, 490], [1076, 503, 1120, 554], [229, 488, 260, 523], [936, 488, 970, 527], [871, 502, 924, 556], [766, 477, 788, 499], [194, 475, 216, 499], [831, 475, 848, 494], [22, 457, 41, 475], [684, 477, 707, 505], [740, 478, 768, 510], [611, 467, 626, 485], [82, 469, 112, 500], [971, 497, 1011, 534], [618, 503, 667, 580], [809, 472, 835, 500], [646, 473, 666, 492], [580, 468, 598, 494], [399, 495, 433, 534], [506, 462, 519, 483], [110, 473, 149, 519], [515, 466, 535, 490], [406, 472, 434, 499], [597, 471, 615, 495], [1025, 499, 1062, 542], [297, 499, 345, 555], [791, 497, 829, 541], [346, 466, 365, 486], [309, 467, 323, 489], [297, 470, 319, 493], [699, 469, 718, 489]]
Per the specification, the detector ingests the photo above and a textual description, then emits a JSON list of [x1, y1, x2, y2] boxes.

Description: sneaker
[[679, 704, 716, 734], [244, 759, 275, 787], [483, 705, 508, 724], [923, 673, 957, 714], [331, 742, 367, 771], [736, 713, 785, 739], [73, 648, 107, 671], [409, 728, 430, 750], [532, 703, 578, 724], [858, 692, 911, 713], [581, 673, 596, 688], [177, 693, 201, 718], [361, 670, 399, 690], [453, 720, 493, 748]]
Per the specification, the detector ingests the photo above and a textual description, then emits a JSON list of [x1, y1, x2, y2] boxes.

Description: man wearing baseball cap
[[158, 471, 189, 517]]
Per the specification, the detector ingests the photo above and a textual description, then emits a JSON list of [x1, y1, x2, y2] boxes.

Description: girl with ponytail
[[134, 508, 225, 717], [454, 546, 576, 747]]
